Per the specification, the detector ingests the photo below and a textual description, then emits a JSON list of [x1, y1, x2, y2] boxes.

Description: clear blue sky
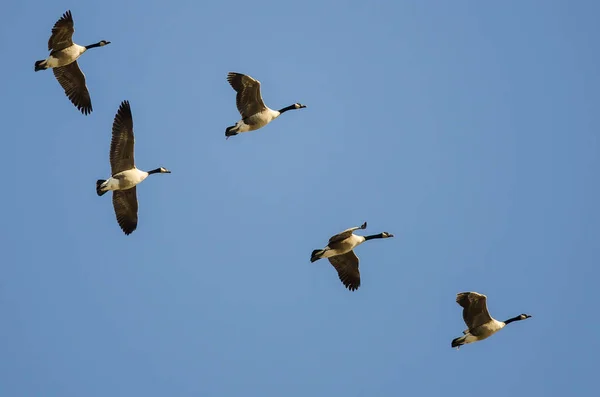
[[1, 1, 598, 396]]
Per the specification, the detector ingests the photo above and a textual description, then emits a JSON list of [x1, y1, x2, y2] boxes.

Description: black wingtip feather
[[119, 100, 131, 114], [113, 100, 132, 125], [78, 104, 92, 115], [61, 10, 73, 22]]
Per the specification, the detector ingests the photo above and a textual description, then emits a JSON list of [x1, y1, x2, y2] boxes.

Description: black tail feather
[[451, 336, 465, 348], [34, 60, 46, 72], [311, 249, 325, 263], [225, 125, 238, 137], [96, 180, 107, 196]]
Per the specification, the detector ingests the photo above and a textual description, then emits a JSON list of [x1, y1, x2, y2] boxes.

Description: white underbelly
[[242, 109, 279, 132], [46, 45, 86, 68], [463, 333, 480, 344], [321, 249, 349, 258], [467, 320, 505, 343], [107, 169, 148, 190], [324, 235, 365, 256]]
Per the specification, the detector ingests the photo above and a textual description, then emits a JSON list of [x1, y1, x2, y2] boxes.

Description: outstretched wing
[[328, 222, 367, 245], [328, 251, 361, 291], [456, 292, 493, 330], [52, 62, 92, 115], [112, 188, 138, 235], [110, 101, 135, 175], [227, 72, 267, 118], [48, 10, 75, 52]]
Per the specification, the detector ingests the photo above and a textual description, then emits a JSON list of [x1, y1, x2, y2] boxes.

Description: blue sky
[[1, 0, 599, 396]]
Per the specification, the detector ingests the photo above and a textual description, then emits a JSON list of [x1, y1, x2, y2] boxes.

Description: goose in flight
[[34, 10, 110, 115], [96, 101, 171, 235], [225, 72, 306, 139], [311, 222, 394, 291], [451, 292, 532, 349]]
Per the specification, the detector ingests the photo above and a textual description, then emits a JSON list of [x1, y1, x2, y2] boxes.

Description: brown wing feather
[[328, 223, 366, 245], [227, 72, 267, 118], [328, 251, 361, 291], [226, 72, 246, 93], [456, 292, 493, 330], [48, 10, 75, 52], [328, 230, 354, 245], [110, 101, 135, 175], [112, 188, 138, 235], [52, 62, 92, 115]]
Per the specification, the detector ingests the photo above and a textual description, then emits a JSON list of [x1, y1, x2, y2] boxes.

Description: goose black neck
[[148, 168, 162, 175], [278, 105, 296, 114], [85, 42, 103, 49], [364, 233, 385, 241], [503, 315, 522, 325]]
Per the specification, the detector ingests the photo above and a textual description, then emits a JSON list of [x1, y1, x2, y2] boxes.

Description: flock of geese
[[34, 10, 532, 349]]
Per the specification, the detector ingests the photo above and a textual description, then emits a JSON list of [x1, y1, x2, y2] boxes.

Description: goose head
[[86, 40, 111, 50], [364, 232, 394, 241], [504, 313, 532, 325], [278, 103, 307, 114], [148, 167, 171, 175]]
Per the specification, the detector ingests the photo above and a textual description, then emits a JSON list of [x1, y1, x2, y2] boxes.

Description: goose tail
[[311, 249, 326, 263], [96, 180, 108, 196], [225, 124, 239, 138], [34, 60, 47, 72], [451, 335, 466, 349]]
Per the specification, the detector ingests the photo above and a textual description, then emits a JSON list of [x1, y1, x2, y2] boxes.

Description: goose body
[[311, 222, 394, 291], [229, 108, 283, 134], [451, 292, 532, 349], [43, 44, 88, 68], [315, 233, 367, 259], [101, 168, 151, 192], [34, 10, 110, 115], [225, 72, 306, 138], [96, 101, 170, 235]]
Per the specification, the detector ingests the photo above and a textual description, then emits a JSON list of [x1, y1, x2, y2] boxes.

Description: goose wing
[[328, 251, 361, 291], [48, 10, 75, 52], [110, 101, 135, 175], [112, 188, 138, 235], [328, 222, 367, 245], [227, 72, 267, 118], [52, 61, 92, 115], [456, 292, 493, 330]]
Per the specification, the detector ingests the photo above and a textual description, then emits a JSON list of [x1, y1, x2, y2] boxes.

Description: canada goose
[[225, 72, 306, 138], [311, 222, 394, 291], [96, 101, 171, 235], [451, 292, 532, 349], [34, 10, 110, 115]]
